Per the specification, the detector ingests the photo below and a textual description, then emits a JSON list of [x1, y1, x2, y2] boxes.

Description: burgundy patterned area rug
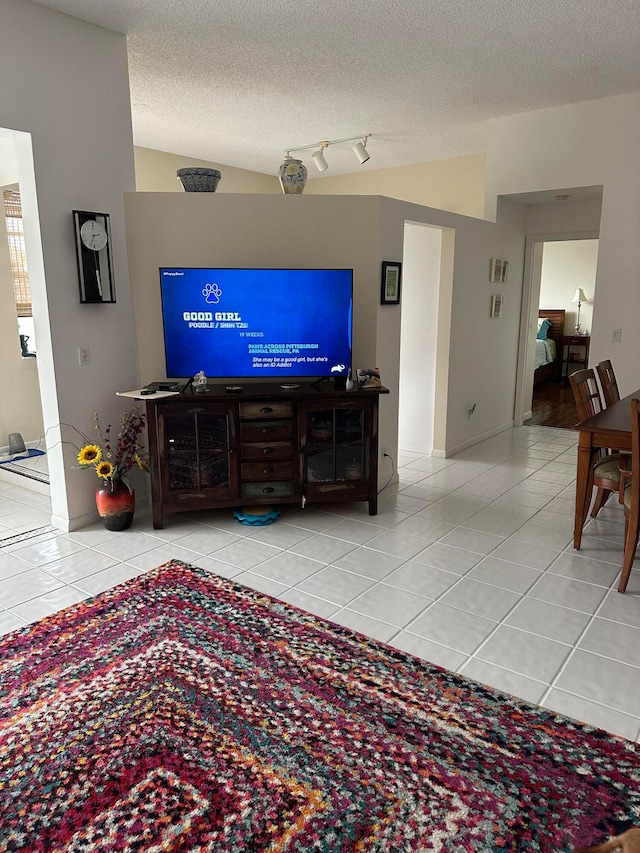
[[1, 561, 639, 852]]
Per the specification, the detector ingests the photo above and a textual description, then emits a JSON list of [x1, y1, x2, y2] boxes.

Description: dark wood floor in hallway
[[524, 379, 579, 429]]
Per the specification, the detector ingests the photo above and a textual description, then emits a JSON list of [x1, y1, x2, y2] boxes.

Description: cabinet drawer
[[240, 402, 293, 420], [241, 441, 293, 461], [240, 420, 293, 441], [242, 480, 294, 499], [242, 460, 294, 480]]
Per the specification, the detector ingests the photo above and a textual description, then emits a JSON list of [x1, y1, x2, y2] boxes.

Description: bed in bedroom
[[534, 309, 565, 385]]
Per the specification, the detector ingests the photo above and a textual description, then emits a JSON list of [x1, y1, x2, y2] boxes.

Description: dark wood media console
[[145, 382, 389, 529]]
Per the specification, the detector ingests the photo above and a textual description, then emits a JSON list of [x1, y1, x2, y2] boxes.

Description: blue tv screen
[[160, 268, 353, 380]]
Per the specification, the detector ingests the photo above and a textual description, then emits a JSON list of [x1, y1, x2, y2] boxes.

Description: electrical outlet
[[78, 346, 91, 366], [612, 328, 622, 342]]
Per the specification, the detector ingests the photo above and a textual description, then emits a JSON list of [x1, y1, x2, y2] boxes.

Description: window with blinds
[[3, 189, 32, 317]]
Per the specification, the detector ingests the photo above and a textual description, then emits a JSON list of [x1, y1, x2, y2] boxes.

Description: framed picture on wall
[[490, 293, 504, 318], [381, 261, 402, 304], [489, 258, 508, 283]]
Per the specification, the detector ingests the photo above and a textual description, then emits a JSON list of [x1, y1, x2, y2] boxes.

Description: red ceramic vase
[[95, 479, 135, 531]]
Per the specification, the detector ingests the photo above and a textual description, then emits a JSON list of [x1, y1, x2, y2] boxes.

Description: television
[[160, 267, 353, 381]]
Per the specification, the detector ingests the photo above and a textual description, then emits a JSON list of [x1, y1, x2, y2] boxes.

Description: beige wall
[[0, 186, 43, 447], [134, 146, 486, 218], [304, 153, 486, 218], [134, 147, 280, 193]]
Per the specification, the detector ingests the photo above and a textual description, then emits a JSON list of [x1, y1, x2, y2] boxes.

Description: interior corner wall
[[378, 196, 527, 456], [1, 0, 138, 529], [485, 92, 640, 397], [134, 147, 280, 193]]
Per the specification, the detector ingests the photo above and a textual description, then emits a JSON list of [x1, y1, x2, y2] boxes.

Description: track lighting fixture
[[279, 134, 371, 176]]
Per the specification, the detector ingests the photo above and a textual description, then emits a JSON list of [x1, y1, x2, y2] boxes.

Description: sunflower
[[96, 460, 114, 479], [78, 445, 102, 466]]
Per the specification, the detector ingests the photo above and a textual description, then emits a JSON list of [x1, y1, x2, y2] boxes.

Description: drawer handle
[[262, 487, 275, 494], [262, 427, 273, 434], [260, 406, 273, 413], [263, 467, 274, 474], [263, 447, 274, 454]]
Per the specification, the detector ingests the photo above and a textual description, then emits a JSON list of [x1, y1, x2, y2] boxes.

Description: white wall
[[1, 0, 139, 529], [398, 222, 441, 453], [486, 93, 640, 397]]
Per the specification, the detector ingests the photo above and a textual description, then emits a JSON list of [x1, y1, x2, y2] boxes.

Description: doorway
[[0, 129, 46, 472], [515, 230, 600, 428], [398, 221, 454, 457], [525, 237, 599, 427]]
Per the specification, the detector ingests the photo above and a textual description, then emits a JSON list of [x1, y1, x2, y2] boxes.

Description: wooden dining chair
[[617, 398, 640, 592], [596, 359, 621, 407], [569, 369, 623, 518]]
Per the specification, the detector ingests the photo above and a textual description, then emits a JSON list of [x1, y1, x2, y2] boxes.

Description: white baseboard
[[51, 511, 101, 532], [432, 420, 515, 458]]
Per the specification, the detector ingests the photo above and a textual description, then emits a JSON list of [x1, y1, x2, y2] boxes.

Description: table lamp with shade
[[571, 288, 589, 334]]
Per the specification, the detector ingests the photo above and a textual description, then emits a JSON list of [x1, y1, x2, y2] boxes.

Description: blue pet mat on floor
[[0, 448, 45, 465]]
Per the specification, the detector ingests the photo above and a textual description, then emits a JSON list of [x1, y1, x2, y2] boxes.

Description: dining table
[[573, 388, 640, 549]]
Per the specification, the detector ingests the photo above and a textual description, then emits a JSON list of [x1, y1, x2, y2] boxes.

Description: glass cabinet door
[[303, 406, 367, 484], [161, 405, 236, 494]]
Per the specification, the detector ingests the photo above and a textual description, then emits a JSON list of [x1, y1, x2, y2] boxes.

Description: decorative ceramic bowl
[[177, 167, 222, 192]]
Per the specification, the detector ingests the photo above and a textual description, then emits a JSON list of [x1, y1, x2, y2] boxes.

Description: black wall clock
[[72, 210, 116, 303]]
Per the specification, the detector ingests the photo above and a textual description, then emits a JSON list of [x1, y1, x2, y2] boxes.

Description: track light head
[[312, 144, 329, 172], [352, 139, 370, 164]]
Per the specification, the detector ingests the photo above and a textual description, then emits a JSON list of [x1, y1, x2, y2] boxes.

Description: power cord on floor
[[378, 452, 396, 494]]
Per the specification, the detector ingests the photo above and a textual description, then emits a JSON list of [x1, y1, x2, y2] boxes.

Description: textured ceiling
[[29, 0, 640, 178]]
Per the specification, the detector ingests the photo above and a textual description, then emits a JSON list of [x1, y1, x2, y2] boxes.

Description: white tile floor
[[1, 425, 639, 742]]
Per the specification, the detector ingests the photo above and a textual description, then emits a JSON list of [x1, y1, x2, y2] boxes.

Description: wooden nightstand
[[562, 334, 590, 379]]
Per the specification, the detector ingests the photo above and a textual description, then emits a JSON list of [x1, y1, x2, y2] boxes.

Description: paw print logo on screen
[[203, 282, 222, 304]]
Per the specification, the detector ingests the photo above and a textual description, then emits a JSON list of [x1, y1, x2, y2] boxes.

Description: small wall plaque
[[489, 258, 508, 283]]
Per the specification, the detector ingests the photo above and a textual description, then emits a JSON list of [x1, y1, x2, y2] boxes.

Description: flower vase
[[96, 479, 135, 531]]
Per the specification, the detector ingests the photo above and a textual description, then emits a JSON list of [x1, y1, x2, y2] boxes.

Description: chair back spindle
[[596, 360, 621, 408]]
